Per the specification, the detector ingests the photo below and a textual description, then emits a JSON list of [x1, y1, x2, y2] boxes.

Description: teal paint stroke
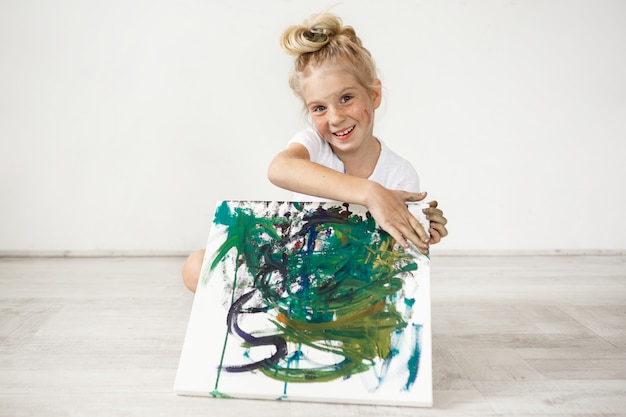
[[208, 201, 424, 393]]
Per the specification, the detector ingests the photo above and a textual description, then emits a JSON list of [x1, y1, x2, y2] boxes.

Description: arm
[[268, 143, 432, 252]]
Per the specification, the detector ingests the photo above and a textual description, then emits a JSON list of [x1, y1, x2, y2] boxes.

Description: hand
[[422, 200, 448, 244], [364, 184, 430, 253]]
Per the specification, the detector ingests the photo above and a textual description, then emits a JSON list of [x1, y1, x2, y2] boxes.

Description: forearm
[[268, 150, 433, 251], [268, 154, 377, 205]]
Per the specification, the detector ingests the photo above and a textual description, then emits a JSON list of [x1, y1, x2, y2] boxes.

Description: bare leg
[[181, 249, 205, 293]]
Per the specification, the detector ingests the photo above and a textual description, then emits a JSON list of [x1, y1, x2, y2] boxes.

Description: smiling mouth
[[334, 126, 355, 137]]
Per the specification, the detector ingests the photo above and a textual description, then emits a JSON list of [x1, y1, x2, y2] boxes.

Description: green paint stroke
[[210, 202, 421, 386], [209, 389, 232, 398]]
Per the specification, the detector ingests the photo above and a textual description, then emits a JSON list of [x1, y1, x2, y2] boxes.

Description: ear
[[370, 78, 382, 109]]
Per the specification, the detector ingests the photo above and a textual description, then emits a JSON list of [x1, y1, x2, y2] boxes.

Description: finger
[[401, 219, 430, 253], [405, 233, 429, 254], [396, 221, 427, 251], [428, 200, 438, 208], [405, 191, 427, 203], [410, 216, 430, 243], [430, 222, 448, 239], [380, 223, 409, 248], [428, 228, 441, 244], [422, 206, 442, 218], [423, 208, 447, 226], [427, 214, 447, 227]]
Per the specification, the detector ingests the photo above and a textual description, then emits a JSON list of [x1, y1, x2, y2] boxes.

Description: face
[[300, 64, 381, 157]]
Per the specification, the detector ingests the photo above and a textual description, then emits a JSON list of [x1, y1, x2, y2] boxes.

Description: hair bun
[[280, 12, 343, 56], [281, 12, 378, 100]]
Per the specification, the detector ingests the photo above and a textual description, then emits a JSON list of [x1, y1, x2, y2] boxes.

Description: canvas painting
[[174, 200, 432, 407]]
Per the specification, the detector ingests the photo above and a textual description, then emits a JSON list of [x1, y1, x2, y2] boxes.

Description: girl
[[182, 12, 448, 292]]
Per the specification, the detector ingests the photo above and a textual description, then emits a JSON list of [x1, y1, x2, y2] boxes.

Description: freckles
[[312, 118, 328, 137]]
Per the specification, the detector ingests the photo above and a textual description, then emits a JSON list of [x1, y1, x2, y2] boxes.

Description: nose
[[328, 106, 345, 125]]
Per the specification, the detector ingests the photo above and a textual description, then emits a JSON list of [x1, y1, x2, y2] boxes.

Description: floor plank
[[1, 256, 625, 416]]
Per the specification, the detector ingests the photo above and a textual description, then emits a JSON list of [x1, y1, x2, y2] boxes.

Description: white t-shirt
[[288, 129, 420, 202]]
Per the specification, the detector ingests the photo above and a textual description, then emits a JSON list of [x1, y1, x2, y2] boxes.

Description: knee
[[182, 249, 205, 293]]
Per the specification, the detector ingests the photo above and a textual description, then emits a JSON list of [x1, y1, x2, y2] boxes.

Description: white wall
[[1, 0, 625, 254]]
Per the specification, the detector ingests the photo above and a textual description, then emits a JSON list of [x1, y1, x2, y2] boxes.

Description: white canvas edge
[[174, 200, 433, 407]]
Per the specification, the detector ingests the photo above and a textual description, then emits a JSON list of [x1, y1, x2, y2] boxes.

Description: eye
[[311, 105, 326, 113], [340, 95, 353, 104]]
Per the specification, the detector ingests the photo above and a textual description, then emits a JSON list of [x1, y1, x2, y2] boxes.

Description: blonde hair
[[280, 12, 379, 100]]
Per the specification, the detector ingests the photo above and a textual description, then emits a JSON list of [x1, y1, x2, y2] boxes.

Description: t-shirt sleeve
[[370, 142, 421, 192], [287, 130, 323, 162], [287, 129, 344, 173], [393, 161, 421, 192]]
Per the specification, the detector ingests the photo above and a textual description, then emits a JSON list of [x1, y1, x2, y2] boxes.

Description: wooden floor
[[0, 255, 625, 417]]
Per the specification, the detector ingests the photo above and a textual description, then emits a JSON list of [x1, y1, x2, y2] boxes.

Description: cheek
[[348, 101, 371, 124], [363, 109, 371, 124], [311, 117, 328, 135]]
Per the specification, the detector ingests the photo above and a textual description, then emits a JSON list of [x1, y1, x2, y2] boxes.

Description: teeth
[[336, 126, 354, 136]]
